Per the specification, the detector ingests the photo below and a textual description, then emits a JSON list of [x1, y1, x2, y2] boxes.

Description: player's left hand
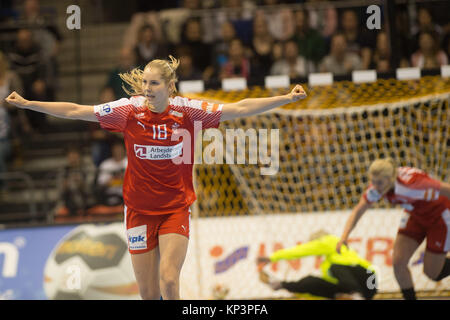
[[256, 256, 271, 265], [288, 84, 307, 102]]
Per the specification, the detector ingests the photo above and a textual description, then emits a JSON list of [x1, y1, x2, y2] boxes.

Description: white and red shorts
[[124, 205, 190, 254], [398, 208, 450, 253]]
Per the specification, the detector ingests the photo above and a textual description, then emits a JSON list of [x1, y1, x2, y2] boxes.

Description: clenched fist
[[5, 91, 29, 109], [288, 84, 307, 102]]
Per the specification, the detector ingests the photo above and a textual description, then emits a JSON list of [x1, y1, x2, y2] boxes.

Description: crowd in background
[[0, 0, 449, 217]]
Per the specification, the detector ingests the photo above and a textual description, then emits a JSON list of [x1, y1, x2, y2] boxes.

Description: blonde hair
[[309, 229, 329, 241], [368, 157, 396, 178], [119, 55, 180, 96]]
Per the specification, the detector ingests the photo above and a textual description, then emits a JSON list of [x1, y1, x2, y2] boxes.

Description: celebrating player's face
[[369, 174, 393, 195], [142, 68, 171, 111]]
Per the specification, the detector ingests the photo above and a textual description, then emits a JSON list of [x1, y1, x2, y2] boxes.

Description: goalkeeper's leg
[[259, 271, 340, 299]]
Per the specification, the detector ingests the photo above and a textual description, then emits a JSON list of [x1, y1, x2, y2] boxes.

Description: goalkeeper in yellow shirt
[[257, 230, 378, 300]]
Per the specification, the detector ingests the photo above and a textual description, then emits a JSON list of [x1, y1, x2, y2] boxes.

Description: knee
[[160, 267, 180, 289], [423, 265, 440, 281], [392, 255, 410, 272]]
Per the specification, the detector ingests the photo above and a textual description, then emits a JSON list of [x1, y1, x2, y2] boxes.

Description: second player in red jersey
[[337, 158, 450, 300]]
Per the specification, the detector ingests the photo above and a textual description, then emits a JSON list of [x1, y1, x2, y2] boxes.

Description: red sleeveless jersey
[[94, 96, 223, 215]]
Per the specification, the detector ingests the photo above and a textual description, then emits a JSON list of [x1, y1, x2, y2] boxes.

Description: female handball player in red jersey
[[5, 55, 307, 300], [336, 158, 450, 300]]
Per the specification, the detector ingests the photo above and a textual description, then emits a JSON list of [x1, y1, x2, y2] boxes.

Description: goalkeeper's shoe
[[259, 271, 282, 290]]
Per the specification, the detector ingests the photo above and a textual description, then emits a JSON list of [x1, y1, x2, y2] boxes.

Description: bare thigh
[[423, 250, 447, 280], [158, 233, 189, 299], [130, 247, 160, 299], [159, 233, 189, 275], [393, 233, 421, 266]]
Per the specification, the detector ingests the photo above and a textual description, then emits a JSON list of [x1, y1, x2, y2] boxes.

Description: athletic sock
[[401, 287, 416, 300], [435, 258, 450, 281]]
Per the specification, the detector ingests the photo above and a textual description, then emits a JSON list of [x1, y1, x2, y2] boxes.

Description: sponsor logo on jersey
[[137, 121, 146, 130], [169, 110, 183, 117], [134, 142, 183, 160], [99, 104, 112, 116], [172, 122, 180, 133]]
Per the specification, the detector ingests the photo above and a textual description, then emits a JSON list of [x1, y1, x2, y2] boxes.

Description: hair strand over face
[[118, 55, 180, 96]]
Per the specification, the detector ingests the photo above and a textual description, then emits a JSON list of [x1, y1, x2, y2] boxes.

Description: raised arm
[[220, 84, 307, 122], [5, 91, 98, 122], [336, 197, 372, 253]]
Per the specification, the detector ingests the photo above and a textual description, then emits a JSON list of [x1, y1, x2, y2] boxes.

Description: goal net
[[179, 75, 450, 299], [190, 76, 450, 217]]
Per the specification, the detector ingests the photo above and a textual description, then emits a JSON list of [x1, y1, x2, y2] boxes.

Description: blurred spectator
[[260, 1, 295, 42], [123, 11, 163, 50], [60, 147, 91, 216], [179, 17, 214, 77], [0, 51, 28, 173], [271, 41, 284, 62], [250, 11, 275, 77], [21, 0, 60, 99], [411, 31, 448, 69], [89, 87, 121, 168], [340, 9, 376, 70], [8, 28, 50, 132], [395, 7, 413, 68], [220, 38, 251, 80], [319, 33, 362, 75], [158, 0, 203, 45], [306, 0, 338, 38], [221, 0, 255, 45], [370, 32, 391, 71], [270, 40, 315, 78], [293, 9, 327, 68], [96, 141, 127, 207], [105, 47, 137, 99], [212, 21, 237, 69], [411, 7, 443, 51], [175, 46, 203, 81], [375, 58, 391, 73], [133, 24, 168, 68]]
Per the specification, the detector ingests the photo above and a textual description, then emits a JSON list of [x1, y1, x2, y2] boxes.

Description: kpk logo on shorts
[[127, 225, 147, 250]]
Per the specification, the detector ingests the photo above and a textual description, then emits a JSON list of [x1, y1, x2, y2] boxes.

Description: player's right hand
[[5, 91, 29, 108], [336, 239, 347, 254]]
